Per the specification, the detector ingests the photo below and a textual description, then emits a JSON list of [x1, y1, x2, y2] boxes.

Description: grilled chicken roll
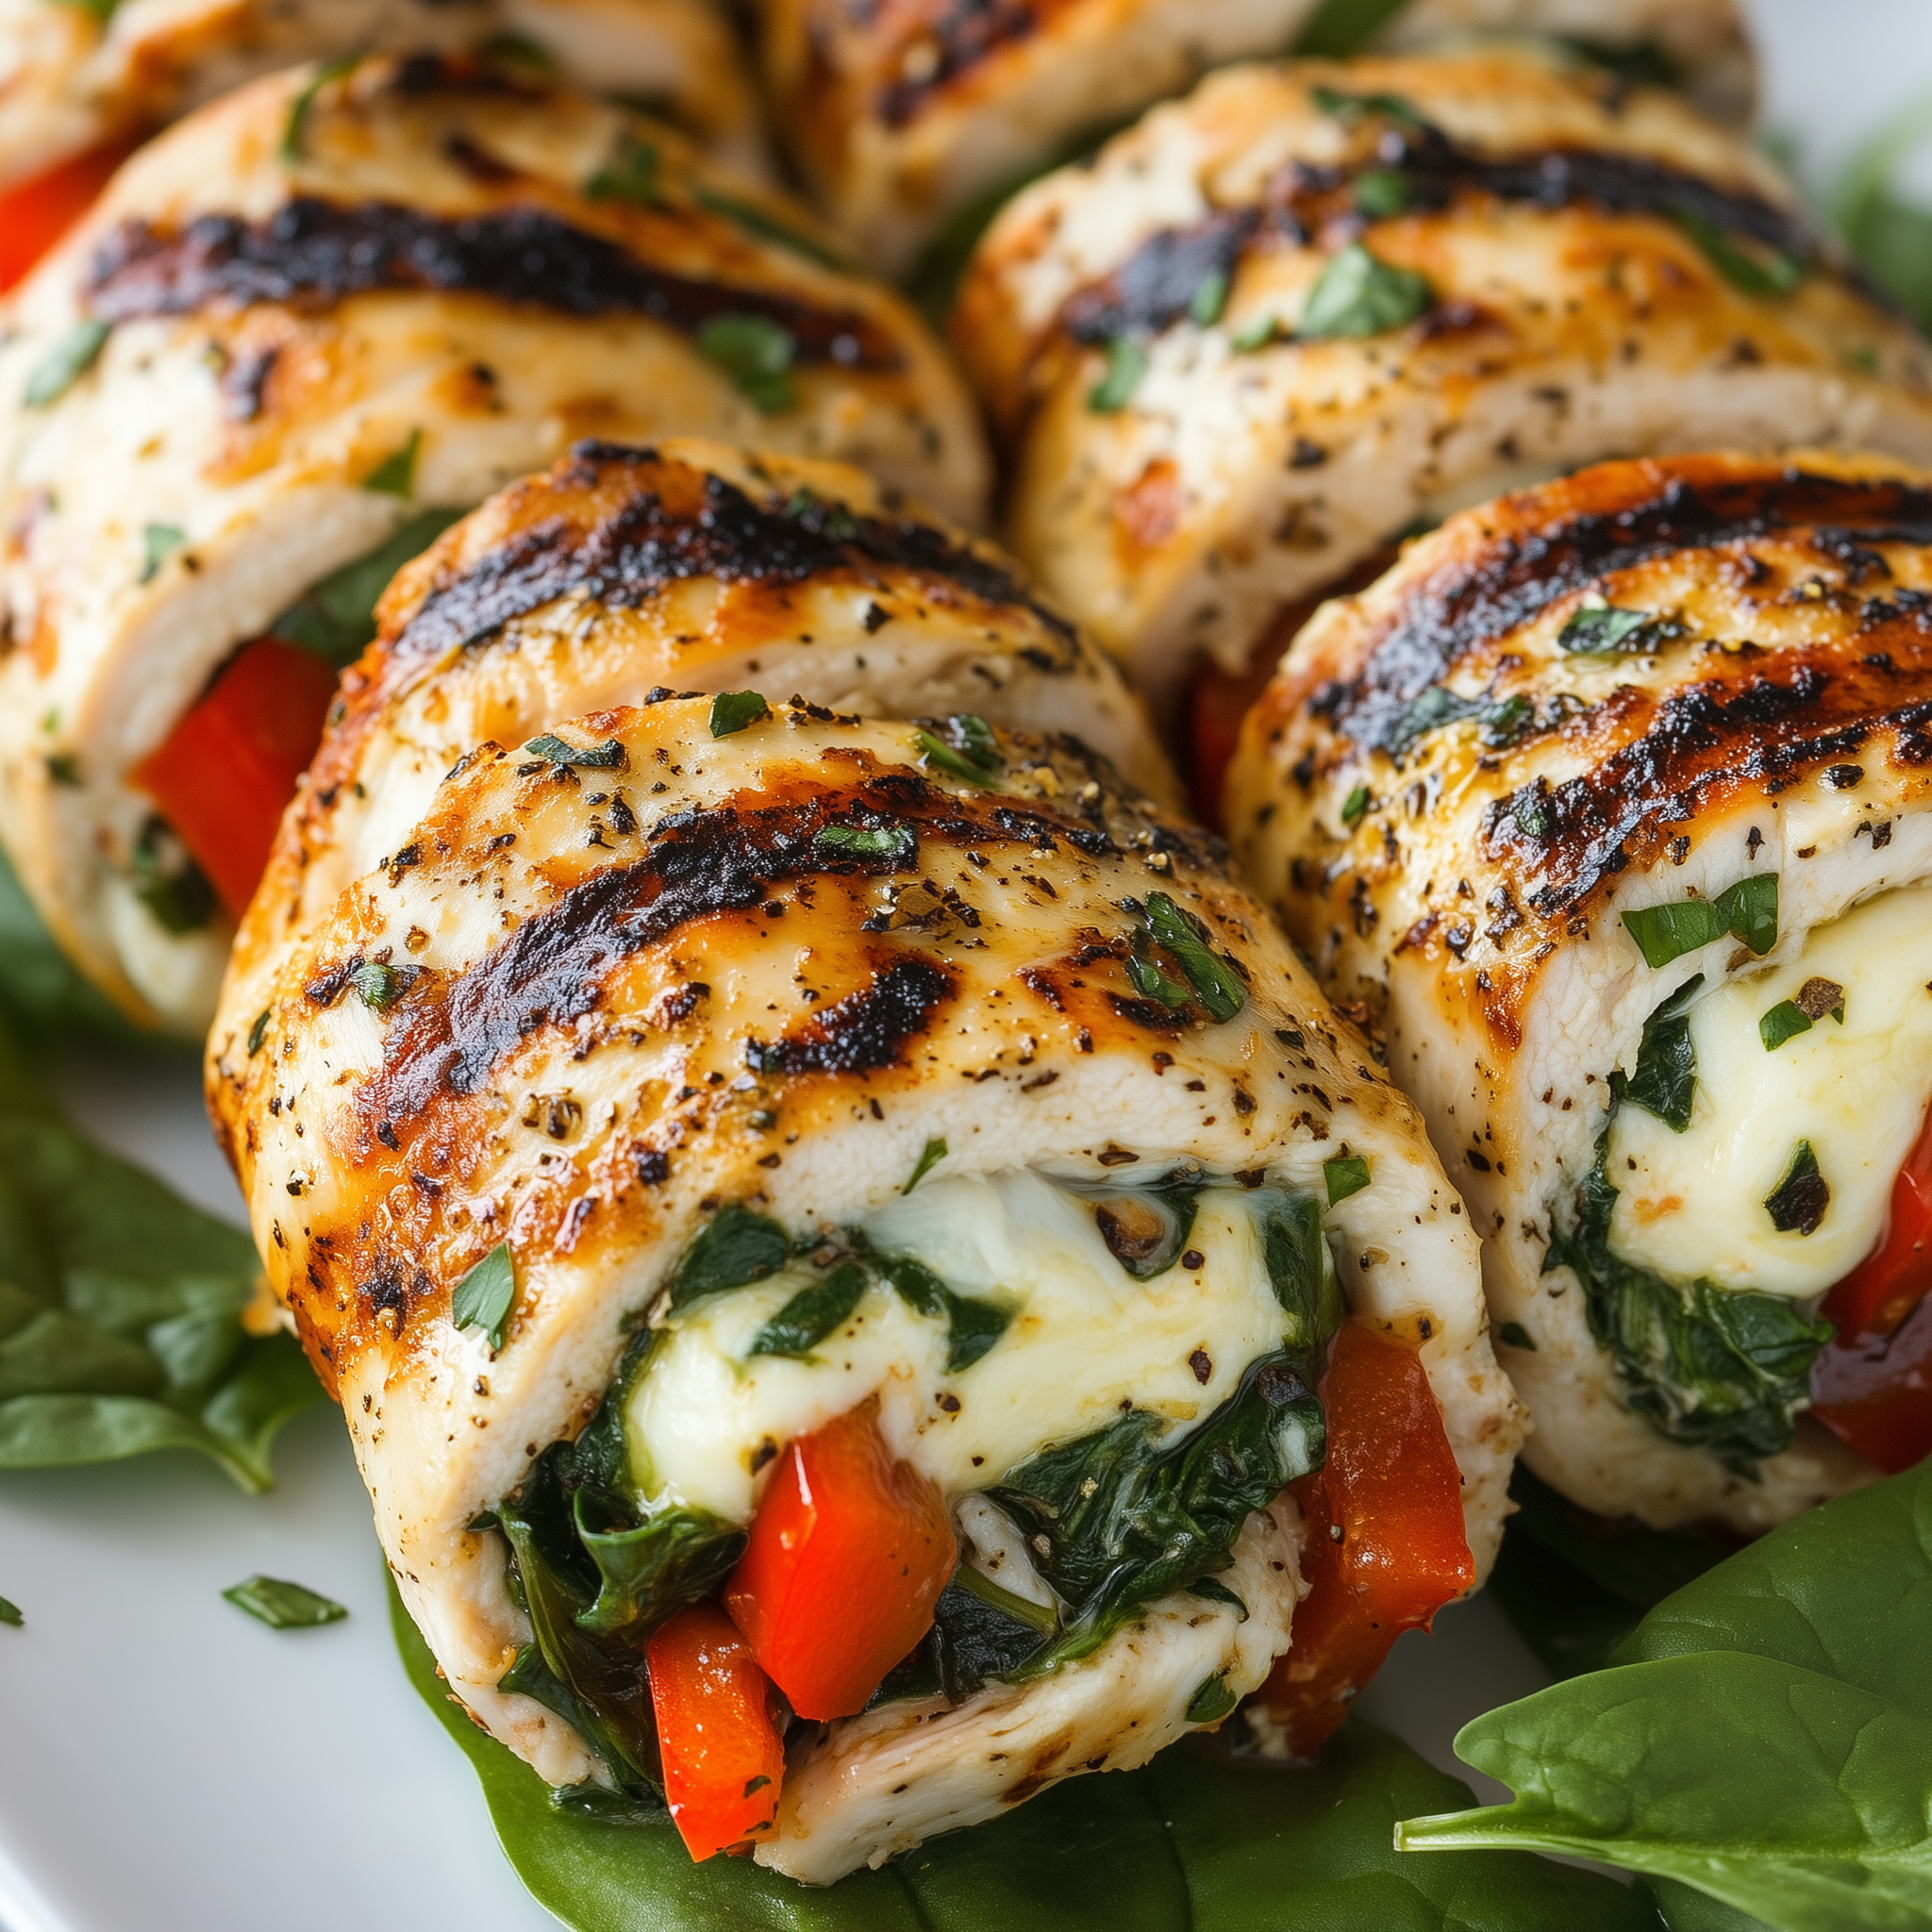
[[1222, 448, 1932, 1533], [952, 52, 1932, 730], [759, 0, 1752, 277], [219, 437, 1175, 1059], [206, 694, 1520, 1878], [0, 0, 765, 198], [0, 57, 985, 1037]]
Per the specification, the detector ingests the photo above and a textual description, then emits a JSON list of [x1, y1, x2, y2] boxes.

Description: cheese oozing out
[[623, 1170, 1307, 1524], [1607, 885, 1932, 1298]]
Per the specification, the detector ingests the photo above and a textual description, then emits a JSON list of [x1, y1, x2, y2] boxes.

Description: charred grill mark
[[84, 200, 901, 369], [874, 0, 1037, 128], [1322, 473, 1932, 754], [354, 779, 1110, 1135], [744, 956, 954, 1073], [391, 453, 1074, 661], [1061, 210, 1261, 343]]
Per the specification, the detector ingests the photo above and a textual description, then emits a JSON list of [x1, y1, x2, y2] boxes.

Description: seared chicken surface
[[0, 56, 985, 1034], [955, 53, 1932, 707], [1224, 451, 1932, 1530]]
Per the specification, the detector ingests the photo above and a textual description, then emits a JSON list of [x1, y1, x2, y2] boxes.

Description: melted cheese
[[624, 1170, 1299, 1522], [1607, 886, 1932, 1298]]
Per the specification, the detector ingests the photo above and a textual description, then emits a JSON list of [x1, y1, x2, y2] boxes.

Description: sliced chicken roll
[[0, 0, 765, 198], [1224, 449, 1932, 1533], [221, 437, 1175, 1055], [758, 0, 1752, 277], [206, 695, 1519, 1878], [952, 52, 1932, 726], [0, 57, 986, 1035]]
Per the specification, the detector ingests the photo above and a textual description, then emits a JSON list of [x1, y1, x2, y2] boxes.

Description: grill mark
[[84, 199, 901, 370], [391, 450, 1074, 661], [744, 957, 954, 1073], [355, 781, 1106, 1135], [1323, 472, 1932, 755], [875, 0, 1036, 129], [1054, 130, 1825, 347]]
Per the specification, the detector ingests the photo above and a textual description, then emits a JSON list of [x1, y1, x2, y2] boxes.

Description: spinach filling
[[1546, 1075, 1833, 1475], [490, 1179, 1341, 1808]]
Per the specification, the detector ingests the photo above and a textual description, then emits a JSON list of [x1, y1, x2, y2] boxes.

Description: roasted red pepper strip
[[647, 1601, 786, 1861], [1, 142, 133, 291], [129, 638, 338, 923], [724, 1397, 955, 1720], [1812, 1101, 1932, 1473], [1255, 1320, 1474, 1755]]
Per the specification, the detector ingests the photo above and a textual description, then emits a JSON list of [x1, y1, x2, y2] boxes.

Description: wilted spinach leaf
[[669, 1203, 790, 1309], [272, 508, 465, 667], [1623, 974, 1703, 1132]]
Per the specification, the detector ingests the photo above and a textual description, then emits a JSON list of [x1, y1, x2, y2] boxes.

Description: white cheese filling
[[1607, 886, 1932, 1298], [624, 1170, 1301, 1523]]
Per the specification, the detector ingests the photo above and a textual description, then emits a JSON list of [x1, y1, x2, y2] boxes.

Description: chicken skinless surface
[[954, 52, 1932, 711], [1220, 450, 1932, 1532], [206, 694, 1520, 1881], [758, 0, 1752, 276], [0, 57, 987, 1036]]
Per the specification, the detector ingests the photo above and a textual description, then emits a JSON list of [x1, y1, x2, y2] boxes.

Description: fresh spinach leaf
[[1291, 0, 1413, 58], [1258, 1190, 1342, 1352], [223, 1574, 347, 1628], [1624, 974, 1703, 1132], [668, 1203, 789, 1309], [271, 507, 466, 666], [1835, 85, 1932, 335], [0, 847, 156, 1050], [873, 1572, 1049, 1706], [394, 1572, 1657, 1932], [573, 1493, 744, 1641], [0, 1594, 19, 1627], [1355, 168, 1412, 217], [1400, 1460, 1932, 1932], [0, 1022, 319, 1490], [748, 1260, 868, 1357], [1621, 874, 1777, 968], [1298, 243, 1432, 340], [1544, 1098, 1831, 1474]]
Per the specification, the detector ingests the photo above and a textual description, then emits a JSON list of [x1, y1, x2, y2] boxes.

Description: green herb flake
[[585, 135, 663, 207], [708, 691, 769, 738], [913, 714, 1005, 788], [816, 822, 917, 868], [1624, 974, 1703, 1133], [691, 186, 849, 269], [452, 1242, 516, 1350], [1308, 83, 1425, 127], [881, 1255, 1011, 1372], [669, 1203, 789, 1309], [138, 524, 186, 585], [1140, 891, 1246, 1023], [1498, 1321, 1537, 1351], [1187, 1575, 1250, 1620], [1620, 873, 1777, 968], [1126, 947, 1192, 1008], [1230, 312, 1278, 352], [1557, 600, 1683, 656], [1299, 242, 1433, 340], [903, 1137, 947, 1193], [24, 317, 109, 408], [696, 313, 796, 414], [1190, 268, 1230, 327], [360, 427, 421, 498], [1088, 336, 1147, 412], [1758, 1000, 1812, 1052], [0, 1594, 20, 1627], [272, 507, 464, 668], [247, 1010, 272, 1056], [1185, 1671, 1239, 1724], [44, 752, 82, 790], [1355, 167, 1413, 217], [1385, 684, 1482, 757], [748, 1259, 868, 1358], [281, 56, 358, 166], [223, 1575, 348, 1628], [525, 733, 626, 769], [1673, 206, 1807, 297], [1324, 1154, 1371, 1204], [1341, 783, 1370, 827], [1292, 0, 1413, 58], [1765, 1140, 1829, 1236], [349, 961, 408, 1010]]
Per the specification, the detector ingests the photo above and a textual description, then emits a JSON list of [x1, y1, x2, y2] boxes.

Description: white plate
[[4, 5, 1928, 1924]]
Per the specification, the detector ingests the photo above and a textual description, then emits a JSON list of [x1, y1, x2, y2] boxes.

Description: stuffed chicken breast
[[206, 693, 1520, 1878], [220, 437, 1175, 1059], [0, 0, 765, 199], [953, 52, 1932, 732], [759, 0, 1751, 277], [1224, 449, 1932, 1533], [0, 55, 986, 1035]]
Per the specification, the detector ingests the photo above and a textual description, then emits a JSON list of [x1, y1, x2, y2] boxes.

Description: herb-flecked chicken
[[206, 675, 1522, 1879], [0, 55, 986, 1036], [1227, 450, 1932, 1531]]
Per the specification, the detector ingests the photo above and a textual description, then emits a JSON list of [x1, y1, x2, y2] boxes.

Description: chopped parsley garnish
[[1759, 977, 1845, 1050], [1355, 168, 1413, 217], [1623, 974, 1703, 1133], [692, 186, 849, 269], [1673, 207, 1807, 297], [816, 821, 917, 867], [1557, 600, 1687, 656], [1126, 945, 1191, 1008], [349, 960, 409, 1009], [696, 313, 796, 413], [139, 524, 186, 584], [223, 1575, 348, 1628], [1230, 313, 1278, 352], [1341, 783, 1371, 827], [1621, 874, 1778, 968], [1300, 243, 1433, 340], [1765, 1141, 1829, 1236], [361, 428, 421, 498], [1292, 0, 1413, 58], [902, 1137, 947, 1193], [24, 318, 109, 408], [1324, 1153, 1371, 1204], [585, 135, 663, 208], [913, 713, 1003, 786], [708, 690, 769, 737], [1088, 337, 1147, 412], [452, 1242, 516, 1349], [281, 56, 358, 166], [1308, 83, 1426, 127], [1141, 891, 1246, 1023], [247, 1009, 273, 1055], [1190, 268, 1230, 326], [525, 732, 627, 768]]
